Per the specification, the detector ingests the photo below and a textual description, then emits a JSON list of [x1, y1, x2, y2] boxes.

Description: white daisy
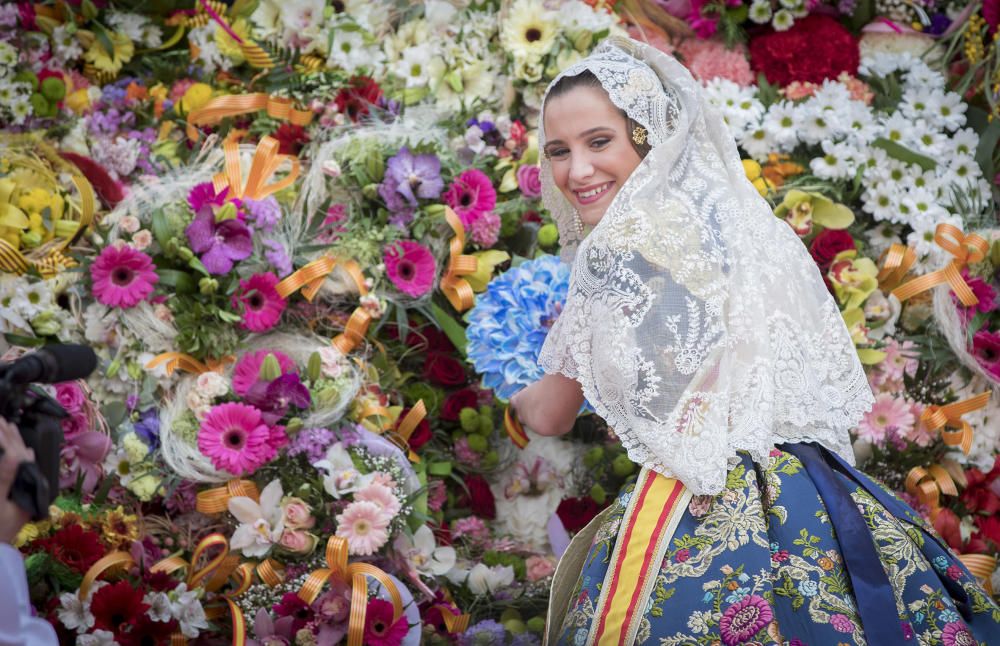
[[772, 9, 794, 31], [327, 29, 371, 72], [899, 86, 938, 123], [900, 187, 949, 226], [861, 183, 902, 223], [797, 102, 841, 146], [739, 126, 777, 161], [393, 43, 437, 88], [912, 123, 948, 158], [810, 140, 855, 180], [864, 222, 903, 256], [932, 91, 967, 131], [762, 100, 799, 150], [903, 61, 946, 91], [878, 112, 913, 145], [107, 12, 149, 43], [949, 128, 980, 157], [748, 1, 772, 23]]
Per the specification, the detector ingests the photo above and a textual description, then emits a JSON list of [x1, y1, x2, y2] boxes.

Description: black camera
[[0, 345, 97, 520]]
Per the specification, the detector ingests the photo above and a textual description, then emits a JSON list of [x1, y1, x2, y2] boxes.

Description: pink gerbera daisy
[[362, 598, 408, 646], [972, 330, 1000, 380], [336, 500, 391, 555], [231, 349, 297, 397], [355, 482, 402, 518], [232, 272, 287, 332], [197, 402, 277, 475], [90, 244, 159, 308], [856, 392, 915, 445], [384, 241, 435, 298], [443, 169, 496, 228]]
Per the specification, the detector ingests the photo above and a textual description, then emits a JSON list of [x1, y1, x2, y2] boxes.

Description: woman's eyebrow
[[545, 126, 615, 148]]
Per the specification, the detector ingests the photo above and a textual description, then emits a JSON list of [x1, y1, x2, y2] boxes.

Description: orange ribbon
[[879, 224, 988, 306], [298, 536, 404, 646], [280, 256, 372, 354], [257, 558, 285, 587], [275, 255, 339, 302], [958, 553, 997, 595], [146, 352, 233, 376], [919, 391, 991, 455], [186, 94, 313, 142], [906, 464, 958, 521], [152, 533, 254, 646], [431, 590, 471, 633], [357, 401, 427, 462], [78, 551, 134, 600], [439, 206, 478, 312], [211, 135, 299, 202], [504, 406, 530, 449], [196, 479, 260, 514]]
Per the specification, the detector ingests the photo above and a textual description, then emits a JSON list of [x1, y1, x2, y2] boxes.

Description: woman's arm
[[509, 373, 584, 437]]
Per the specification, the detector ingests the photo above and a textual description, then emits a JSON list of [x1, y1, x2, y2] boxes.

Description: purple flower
[[941, 621, 975, 646], [288, 427, 336, 463], [719, 594, 773, 645], [245, 373, 311, 425], [458, 620, 507, 646], [829, 613, 855, 633], [263, 238, 292, 277], [383, 147, 444, 206], [133, 408, 160, 449], [185, 207, 253, 275], [244, 196, 282, 232], [188, 182, 228, 213]]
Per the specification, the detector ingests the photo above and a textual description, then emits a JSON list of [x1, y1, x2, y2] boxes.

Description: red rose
[[809, 229, 856, 272], [973, 514, 1000, 550], [403, 410, 432, 450], [749, 15, 859, 86], [424, 353, 467, 386], [407, 325, 455, 353], [557, 496, 601, 534], [441, 388, 479, 421], [462, 474, 496, 519], [334, 76, 384, 122]]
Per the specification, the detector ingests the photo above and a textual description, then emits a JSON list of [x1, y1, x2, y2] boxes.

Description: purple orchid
[[244, 373, 312, 426], [187, 182, 229, 213], [185, 207, 254, 275], [383, 147, 444, 206]]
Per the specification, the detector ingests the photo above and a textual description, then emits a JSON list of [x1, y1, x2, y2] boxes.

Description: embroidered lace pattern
[[537, 38, 874, 495]]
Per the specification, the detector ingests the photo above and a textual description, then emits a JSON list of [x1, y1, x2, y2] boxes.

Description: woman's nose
[[568, 153, 594, 183]]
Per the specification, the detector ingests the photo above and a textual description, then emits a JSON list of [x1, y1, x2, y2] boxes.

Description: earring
[[632, 125, 647, 146]]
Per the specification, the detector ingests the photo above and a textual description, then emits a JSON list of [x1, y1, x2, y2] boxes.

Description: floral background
[[1, 0, 999, 644]]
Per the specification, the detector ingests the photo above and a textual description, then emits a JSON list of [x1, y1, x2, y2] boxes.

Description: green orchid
[[774, 190, 854, 237], [828, 249, 879, 310], [841, 306, 887, 365]]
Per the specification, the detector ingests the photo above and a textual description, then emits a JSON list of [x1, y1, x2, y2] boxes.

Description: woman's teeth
[[578, 183, 611, 199]]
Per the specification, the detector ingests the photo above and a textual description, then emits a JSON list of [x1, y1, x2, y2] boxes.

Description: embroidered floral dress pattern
[[555, 450, 1000, 645]]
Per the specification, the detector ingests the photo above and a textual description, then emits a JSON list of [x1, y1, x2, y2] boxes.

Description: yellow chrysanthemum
[[501, 0, 558, 63], [83, 31, 135, 75], [176, 83, 214, 116], [215, 18, 251, 65], [100, 506, 140, 548]]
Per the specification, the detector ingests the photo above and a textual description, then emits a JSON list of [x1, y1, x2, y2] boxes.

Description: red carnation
[[334, 76, 384, 122], [462, 474, 496, 519], [809, 229, 856, 272], [90, 581, 150, 635], [35, 524, 106, 573], [961, 457, 1000, 515], [441, 388, 479, 421], [423, 353, 467, 387], [272, 123, 309, 155], [932, 507, 964, 552], [557, 496, 601, 533], [749, 15, 859, 87]]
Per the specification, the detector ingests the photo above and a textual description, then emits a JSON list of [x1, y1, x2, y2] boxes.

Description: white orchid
[[447, 562, 514, 596], [394, 525, 456, 578], [170, 583, 210, 638], [228, 479, 285, 558], [313, 442, 362, 498]]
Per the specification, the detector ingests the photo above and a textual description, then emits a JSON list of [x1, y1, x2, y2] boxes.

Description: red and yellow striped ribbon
[[275, 255, 338, 302], [78, 551, 134, 600], [145, 352, 233, 376], [958, 553, 996, 595], [257, 558, 285, 587], [186, 94, 313, 142], [298, 536, 404, 646], [504, 406, 529, 449], [879, 224, 988, 306], [212, 135, 299, 202], [357, 400, 427, 462], [196, 479, 260, 514], [919, 391, 991, 455], [439, 206, 478, 312], [906, 464, 958, 521]]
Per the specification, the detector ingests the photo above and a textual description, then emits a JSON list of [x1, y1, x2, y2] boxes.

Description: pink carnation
[[680, 39, 754, 86], [232, 272, 287, 332], [384, 240, 435, 298], [443, 169, 496, 228], [468, 211, 501, 247], [197, 402, 279, 475], [90, 244, 159, 308]]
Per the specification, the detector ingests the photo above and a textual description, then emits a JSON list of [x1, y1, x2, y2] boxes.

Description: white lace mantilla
[[538, 38, 874, 495]]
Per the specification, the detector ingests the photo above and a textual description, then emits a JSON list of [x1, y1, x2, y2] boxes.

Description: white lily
[[394, 525, 456, 578], [229, 479, 284, 558]]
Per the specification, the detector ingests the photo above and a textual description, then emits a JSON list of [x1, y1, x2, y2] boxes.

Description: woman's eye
[[548, 148, 569, 159], [590, 138, 610, 149]]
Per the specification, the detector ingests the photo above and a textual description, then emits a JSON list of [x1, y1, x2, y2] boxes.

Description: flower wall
[[1, 0, 999, 644]]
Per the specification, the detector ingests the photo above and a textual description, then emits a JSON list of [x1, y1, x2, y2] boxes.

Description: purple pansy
[[185, 207, 254, 275]]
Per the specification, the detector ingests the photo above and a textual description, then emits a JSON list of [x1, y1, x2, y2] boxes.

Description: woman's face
[[543, 85, 644, 227]]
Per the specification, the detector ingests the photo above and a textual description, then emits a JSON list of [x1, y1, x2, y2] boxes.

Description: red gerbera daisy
[[90, 581, 150, 635], [34, 524, 106, 573], [363, 598, 408, 646], [120, 614, 178, 646], [334, 76, 384, 122]]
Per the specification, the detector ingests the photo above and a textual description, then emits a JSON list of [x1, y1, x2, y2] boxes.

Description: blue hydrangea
[[466, 254, 570, 401]]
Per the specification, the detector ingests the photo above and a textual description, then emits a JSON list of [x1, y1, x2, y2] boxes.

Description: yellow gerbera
[[501, 0, 558, 63], [83, 31, 135, 75]]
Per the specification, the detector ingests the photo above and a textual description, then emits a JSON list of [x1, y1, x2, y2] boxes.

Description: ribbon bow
[[358, 400, 428, 463], [186, 94, 314, 143], [196, 479, 260, 514], [878, 224, 989, 306], [958, 554, 997, 596], [152, 533, 254, 646], [905, 461, 964, 522], [920, 391, 991, 455], [439, 206, 478, 312], [212, 136, 299, 203], [298, 536, 404, 646]]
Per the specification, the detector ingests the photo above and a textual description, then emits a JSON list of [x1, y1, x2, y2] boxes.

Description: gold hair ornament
[[632, 125, 647, 146]]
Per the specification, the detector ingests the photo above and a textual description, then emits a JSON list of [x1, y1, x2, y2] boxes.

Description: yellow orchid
[[0, 178, 30, 248], [828, 249, 879, 310], [466, 250, 511, 292], [215, 18, 251, 65], [773, 190, 855, 237]]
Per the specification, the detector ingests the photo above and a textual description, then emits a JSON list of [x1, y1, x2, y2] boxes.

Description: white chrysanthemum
[[328, 29, 374, 72], [864, 221, 903, 256], [944, 155, 983, 187], [739, 125, 778, 161], [903, 60, 946, 91], [9, 96, 30, 123], [187, 25, 228, 73], [859, 51, 915, 77], [561, 0, 618, 32], [762, 100, 799, 150], [810, 140, 856, 180], [50, 25, 83, 62], [106, 12, 148, 42], [906, 214, 963, 272], [12, 281, 53, 318], [860, 182, 902, 223], [772, 8, 795, 30], [949, 128, 980, 157], [704, 79, 763, 140], [878, 112, 915, 146], [899, 86, 938, 123], [0, 280, 31, 332], [748, 1, 772, 23], [393, 44, 439, 88], [900, 187, 949, 227], [840, 101, 878, 146], [797, 103, 842, 146], [909, 169, 941, 196], [911, 123, 948, 158], [931, 91, 967, 131]]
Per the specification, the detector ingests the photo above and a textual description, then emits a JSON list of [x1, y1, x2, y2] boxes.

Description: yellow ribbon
[[275, 255, 338, 302], [186, 94, 314, 142], [919, 391, 991, 455], [439, 206, 478, 312], [211, 135, 300, 202], [152, 533, 253, 646], [879, 224, 989, 306], [195, 479, 260, 514], [958, 554, 996, 596], [357, 401, 426, 462], [145, 352, 233, 376], [257, 558, 285, 587], [280, 258, 374, 356], [298, 536, 404, 646], [78, 551, 134, 600], [906, 464, 959, 521], [876, 243, 917, 292], [504, 406, 530, 449]]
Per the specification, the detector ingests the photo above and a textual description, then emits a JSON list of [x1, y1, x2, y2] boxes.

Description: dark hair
[[544, 70, 652, 159]]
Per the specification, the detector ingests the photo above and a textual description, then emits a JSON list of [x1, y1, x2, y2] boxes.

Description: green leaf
[[151, 209, 173, 250], [92, 22, 115, 60], [974, 114, 1000, 180], [430, 302, 468, 355], [428, 461, 453, 476], [101, 400, 128, 430], [4, 333, 46, 347], [871, 138, 936, 172], [157, 269, 196, 294]]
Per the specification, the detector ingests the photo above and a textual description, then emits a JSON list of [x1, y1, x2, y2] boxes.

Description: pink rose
[[55, 383, 86, 413], [279, 529, 318, 554], [61, 412, 90, 439], [283, 498, 316, 530], [525, 555, 555, 582], [516, 164, 541, 199]]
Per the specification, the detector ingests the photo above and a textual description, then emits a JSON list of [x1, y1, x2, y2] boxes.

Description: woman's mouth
[[574, 182, 613, 205]]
